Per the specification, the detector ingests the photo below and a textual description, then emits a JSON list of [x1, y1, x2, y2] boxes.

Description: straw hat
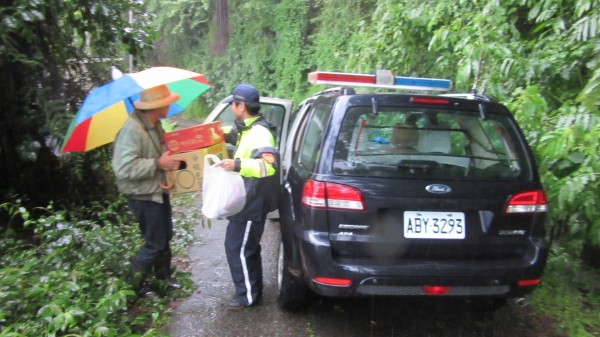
[[134, 84, 180, 110]]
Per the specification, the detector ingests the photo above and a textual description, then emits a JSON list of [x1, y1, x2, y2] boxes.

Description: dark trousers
[[225, 218, 265, 306], [127, 194, 173, 279]]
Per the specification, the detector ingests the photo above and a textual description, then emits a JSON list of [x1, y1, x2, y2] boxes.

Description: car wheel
[[277, 240, 310, 310]]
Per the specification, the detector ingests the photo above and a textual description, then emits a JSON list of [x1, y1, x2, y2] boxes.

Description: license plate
[[404, 211, 465, 239]]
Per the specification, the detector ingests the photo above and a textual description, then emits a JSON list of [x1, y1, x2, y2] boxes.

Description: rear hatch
[[320, 95, 547, 261]]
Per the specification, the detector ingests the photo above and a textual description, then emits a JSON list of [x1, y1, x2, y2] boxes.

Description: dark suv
[[276, 71, 548, 309]]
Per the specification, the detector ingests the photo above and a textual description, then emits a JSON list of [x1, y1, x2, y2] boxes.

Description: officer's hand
[[217, 159, 235, 171], [158, 151, 184, 171]]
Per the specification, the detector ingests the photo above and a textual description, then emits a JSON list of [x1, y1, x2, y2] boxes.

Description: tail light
[[504, 190, 548, 214], [313, 277, 352, 287], [518, 279, 541, 287], [302, 180, 366, 211], [423, 285, 451, 295]]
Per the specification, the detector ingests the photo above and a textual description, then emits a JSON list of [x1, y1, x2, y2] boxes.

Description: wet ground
[[168, 195, 541, 337]]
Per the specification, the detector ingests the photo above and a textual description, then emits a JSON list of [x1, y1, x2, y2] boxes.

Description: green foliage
[[507, 86, 600, 246], [530, 246, 600, 336], [309, 0, 376, 72], [0, 197, 194, 336], [0, 0, 155, 207]]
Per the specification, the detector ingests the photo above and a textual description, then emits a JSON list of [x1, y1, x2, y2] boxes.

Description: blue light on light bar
[[394, 76, 452, 90]]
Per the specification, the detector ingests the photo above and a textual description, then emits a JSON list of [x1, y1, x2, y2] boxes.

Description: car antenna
[[470, 82, 477, 94], [371, 97, 378, 116], [478, 103, 487, 120]]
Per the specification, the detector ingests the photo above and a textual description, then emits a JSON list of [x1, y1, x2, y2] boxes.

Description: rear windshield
[[332, 106, 532, 181]]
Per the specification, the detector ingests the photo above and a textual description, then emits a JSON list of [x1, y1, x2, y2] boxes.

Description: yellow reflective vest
[[233, 116, 276, 178], [227, 115, 278, 220]]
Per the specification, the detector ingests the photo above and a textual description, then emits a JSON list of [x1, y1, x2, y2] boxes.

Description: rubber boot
[[131, 258, 157, 297], [154, 250, 181, 290]]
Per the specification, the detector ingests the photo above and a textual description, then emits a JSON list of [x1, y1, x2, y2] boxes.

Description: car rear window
[[332, 106, 532, 181]]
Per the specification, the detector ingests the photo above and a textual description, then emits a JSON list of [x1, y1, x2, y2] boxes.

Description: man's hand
[[158, 151, 184, 171], [217, 159, 235, 171]]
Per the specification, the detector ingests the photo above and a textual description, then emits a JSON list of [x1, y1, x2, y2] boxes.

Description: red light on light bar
[[308, 71, 375, 84], [518, 279, 541, 287], [423, 285, 450, 295], [313, 277, 352, 287], [410, 97, 450, 105]]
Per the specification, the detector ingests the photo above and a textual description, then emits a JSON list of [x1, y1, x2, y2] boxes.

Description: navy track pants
[[225, 218, 265, 306]]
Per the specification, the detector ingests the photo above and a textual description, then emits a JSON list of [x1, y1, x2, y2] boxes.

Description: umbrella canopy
[[61, 66, 211, 153]]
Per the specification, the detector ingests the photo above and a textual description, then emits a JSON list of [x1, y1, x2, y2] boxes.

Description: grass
[[529, 246, 600, 337]]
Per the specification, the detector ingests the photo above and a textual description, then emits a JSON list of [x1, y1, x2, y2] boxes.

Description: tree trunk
[[211, 0, 229, 55]]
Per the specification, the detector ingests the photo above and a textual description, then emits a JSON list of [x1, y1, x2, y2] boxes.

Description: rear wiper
[[397, 160, 438, 173]]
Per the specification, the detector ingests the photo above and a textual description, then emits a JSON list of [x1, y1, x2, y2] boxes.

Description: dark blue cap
[[223, 83, 260, 105]]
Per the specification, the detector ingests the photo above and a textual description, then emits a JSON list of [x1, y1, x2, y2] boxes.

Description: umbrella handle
[[159, 170, 175, 189]]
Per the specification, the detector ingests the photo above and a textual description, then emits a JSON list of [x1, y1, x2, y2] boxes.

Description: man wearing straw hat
[[112, 84, 184, 297]]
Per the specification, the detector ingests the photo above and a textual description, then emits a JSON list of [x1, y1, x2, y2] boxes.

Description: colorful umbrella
[[61, 66, 211, 153]]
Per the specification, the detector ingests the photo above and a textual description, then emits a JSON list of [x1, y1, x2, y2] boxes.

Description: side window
[[260, 104, 286, 146], [214, 105, 235, 127], [214, 103, 286, 149], [299, 103, 331, 171]]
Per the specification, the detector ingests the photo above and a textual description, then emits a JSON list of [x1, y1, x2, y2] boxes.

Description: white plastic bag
[[201, 154, 246, 219]]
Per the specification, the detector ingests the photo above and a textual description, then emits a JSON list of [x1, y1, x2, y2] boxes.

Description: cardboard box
[[163, 121, 225, 153], [165, 142, 228, 194]]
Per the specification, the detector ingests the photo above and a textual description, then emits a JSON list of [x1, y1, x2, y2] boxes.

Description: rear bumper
[[295, 229, 549, 298]]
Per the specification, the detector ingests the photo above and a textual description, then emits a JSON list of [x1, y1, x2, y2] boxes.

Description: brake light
[[307, 70, 452, 91], [505, 190, 548, 214], [409, 97, 450, 105], [423, 285, 450, 295], [302, 180, 327, 208], [313, 277, 352, 287], [302, 180, 366, 211], [518, 279, 541, 287]]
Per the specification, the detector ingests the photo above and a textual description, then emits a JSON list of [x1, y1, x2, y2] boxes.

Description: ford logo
[[426, 184, 452, 194]]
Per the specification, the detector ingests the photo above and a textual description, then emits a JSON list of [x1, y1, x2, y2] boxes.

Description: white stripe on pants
[[240, 220, 253, 304]]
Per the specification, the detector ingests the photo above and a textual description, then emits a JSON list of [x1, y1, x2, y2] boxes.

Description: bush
[[0, 197, 194, 337], [530, 246, 600, 337]]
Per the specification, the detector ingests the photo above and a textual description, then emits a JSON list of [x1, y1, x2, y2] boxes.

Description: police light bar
[[307, 70, 452, 91]]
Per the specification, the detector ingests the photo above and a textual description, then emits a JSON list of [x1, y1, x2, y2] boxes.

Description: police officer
[[217, 83, 277, 309]]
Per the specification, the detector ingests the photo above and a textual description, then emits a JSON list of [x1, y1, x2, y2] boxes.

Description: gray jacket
[[112, 110, 166, 203]]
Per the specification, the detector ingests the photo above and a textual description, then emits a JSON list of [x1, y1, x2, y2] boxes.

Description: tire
[[277, 240, 311, 310]]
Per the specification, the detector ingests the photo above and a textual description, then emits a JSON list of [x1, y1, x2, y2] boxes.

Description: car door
[[203, 97, 293, 157]]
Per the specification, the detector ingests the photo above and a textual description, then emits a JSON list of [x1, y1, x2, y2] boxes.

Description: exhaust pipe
[[512, 297, 528, 307]]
